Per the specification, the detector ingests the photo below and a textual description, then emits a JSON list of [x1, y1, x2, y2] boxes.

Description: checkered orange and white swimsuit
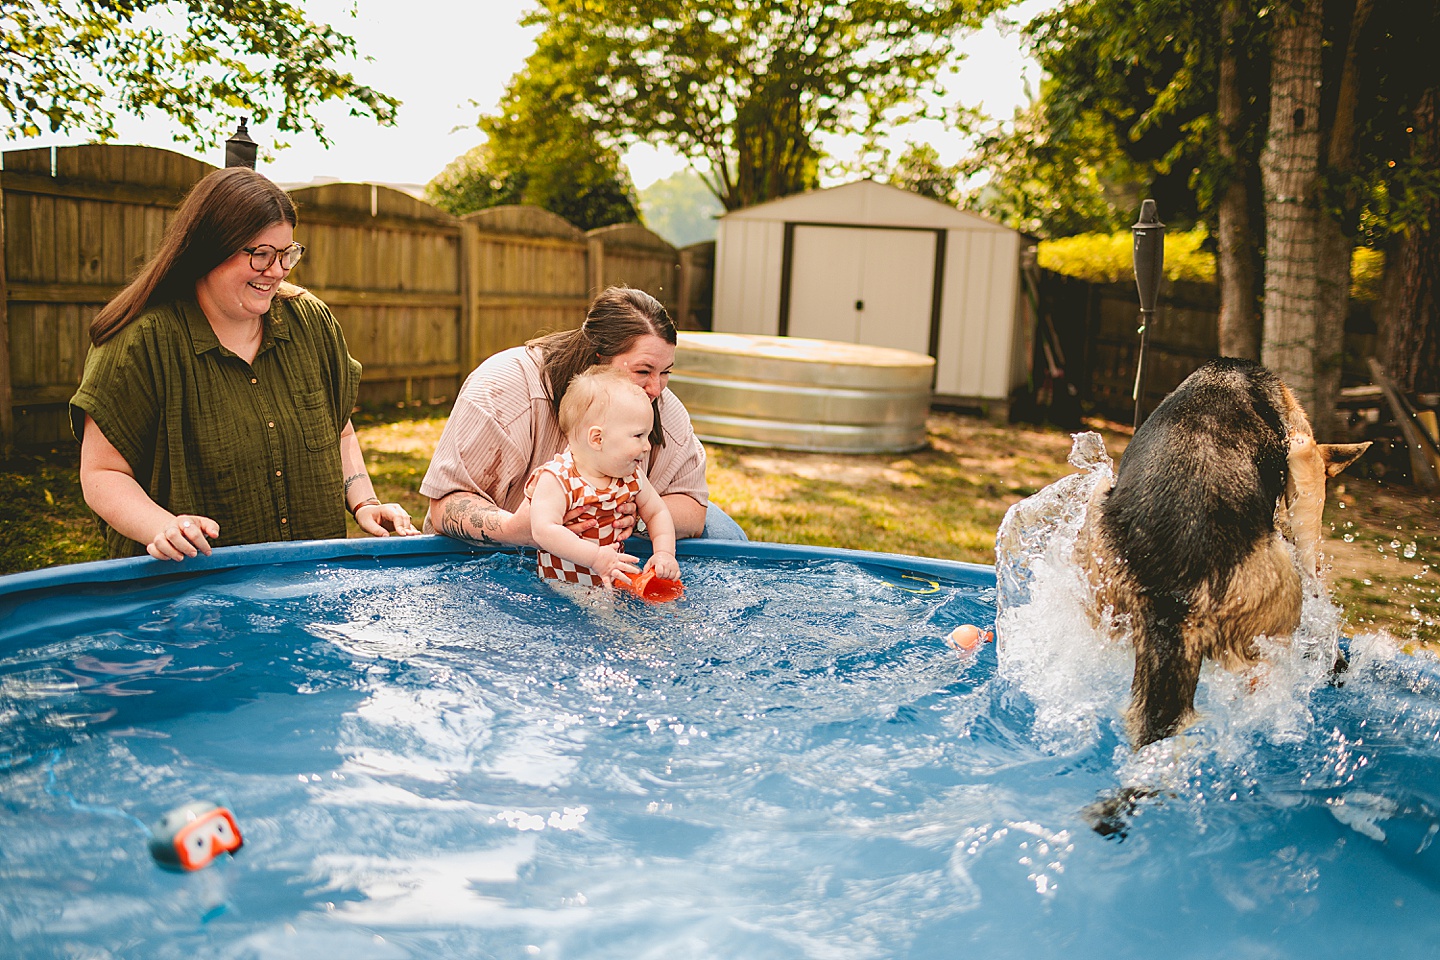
[[524, 449, 643, 586]]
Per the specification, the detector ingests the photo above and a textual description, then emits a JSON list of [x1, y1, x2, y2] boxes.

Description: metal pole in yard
[[1131, 199, 1165, 431]]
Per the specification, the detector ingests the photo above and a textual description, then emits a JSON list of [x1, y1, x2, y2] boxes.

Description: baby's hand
[[591, 544, 641, 588], [646, 551, 680, 581]]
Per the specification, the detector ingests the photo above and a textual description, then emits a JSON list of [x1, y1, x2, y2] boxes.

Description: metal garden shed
[[710, 179, 1032, 411]]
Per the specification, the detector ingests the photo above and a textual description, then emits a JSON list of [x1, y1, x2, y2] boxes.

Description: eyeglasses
[[241, 243, 305, 271]]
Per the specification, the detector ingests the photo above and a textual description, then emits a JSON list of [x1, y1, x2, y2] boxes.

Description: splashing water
[[994, 432, 1127, 749], [994, 432, 1355, 761]]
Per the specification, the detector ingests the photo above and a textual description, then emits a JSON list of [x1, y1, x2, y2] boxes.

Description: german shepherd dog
[[1073, 359, 1370, 749]]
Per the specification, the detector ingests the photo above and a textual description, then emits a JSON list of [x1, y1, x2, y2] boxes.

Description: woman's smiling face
[[603, 334, 675, 400], [194, 221, 294, 325]]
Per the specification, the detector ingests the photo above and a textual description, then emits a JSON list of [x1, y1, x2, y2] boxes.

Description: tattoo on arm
[[437, 493, 503, 545], [343, 472, 367, 496]]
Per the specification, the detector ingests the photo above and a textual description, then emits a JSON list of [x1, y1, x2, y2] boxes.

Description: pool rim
[[0, 535, 997, 602]]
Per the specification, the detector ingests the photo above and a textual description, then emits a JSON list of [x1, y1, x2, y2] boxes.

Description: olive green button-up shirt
[[70, 292, 362, 559]]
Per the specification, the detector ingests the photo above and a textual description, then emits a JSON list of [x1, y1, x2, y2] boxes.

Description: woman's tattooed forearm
[[437, 494, 502, 545], [343, 472, 367, 495]]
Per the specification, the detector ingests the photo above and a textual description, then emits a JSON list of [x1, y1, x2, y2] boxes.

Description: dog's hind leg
[[1126, 594, 1205, 749]]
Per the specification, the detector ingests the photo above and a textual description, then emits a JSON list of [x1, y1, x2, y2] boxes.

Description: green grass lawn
[[4, 403, 1435, 649], [0, 445, 107, 574]]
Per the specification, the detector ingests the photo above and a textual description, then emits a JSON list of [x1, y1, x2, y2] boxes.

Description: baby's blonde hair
[[558, 365, 647, 441]]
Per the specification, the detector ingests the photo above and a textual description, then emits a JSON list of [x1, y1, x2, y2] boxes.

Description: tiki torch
[[225, 117, 258, 169], [1131, 199, 1165, 430]]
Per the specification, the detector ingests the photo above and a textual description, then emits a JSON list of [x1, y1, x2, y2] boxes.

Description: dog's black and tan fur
[[1074, 359, 1369, 748]]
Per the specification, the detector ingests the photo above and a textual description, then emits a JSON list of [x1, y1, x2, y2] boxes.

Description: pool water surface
[[0, 539, 1437, 958]]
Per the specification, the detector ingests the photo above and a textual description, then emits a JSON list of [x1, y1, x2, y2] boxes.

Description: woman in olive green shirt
[[70, 166, 417, 561]]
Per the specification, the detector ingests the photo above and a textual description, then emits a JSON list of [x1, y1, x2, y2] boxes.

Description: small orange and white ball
[[945, 624, 994, 654]]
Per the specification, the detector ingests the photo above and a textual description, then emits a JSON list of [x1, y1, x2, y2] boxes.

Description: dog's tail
[[1126, 592, 1203, 748]]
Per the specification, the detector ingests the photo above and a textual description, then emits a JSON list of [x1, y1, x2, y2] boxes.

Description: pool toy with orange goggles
[[148, 801, 243, 872]]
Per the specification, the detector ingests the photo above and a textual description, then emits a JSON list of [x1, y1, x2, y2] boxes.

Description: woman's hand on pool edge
[[148, 514, 219, 561], [355, 502, 421, 538]]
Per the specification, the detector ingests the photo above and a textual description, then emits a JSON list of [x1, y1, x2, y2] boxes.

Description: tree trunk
[[1216, 0, 1262, 360], [726, 93, 820, 210], [1311, 0, 1372, 440], [1261, 0, 1325, 420], [1381, 88, 1440, 397]]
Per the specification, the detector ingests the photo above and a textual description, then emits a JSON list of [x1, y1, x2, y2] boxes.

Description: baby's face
[[592, 388, 654, 478]]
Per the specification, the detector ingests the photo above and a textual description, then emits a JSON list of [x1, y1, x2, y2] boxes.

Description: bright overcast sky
[[16, 0, 1052, 191]]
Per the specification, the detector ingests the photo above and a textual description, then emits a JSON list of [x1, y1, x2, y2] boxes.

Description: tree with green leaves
[[1021, 0, 1269, 356], [1362, 5, 1440, 398], [427, 40, 639, 231], [954, 91, 1146, 238], [1379, 88, 1440, 397], [510, 0, 1006, 211], [880, 142, 966, 209], [1, 0, 398, 148], [1009, 0, 1439, 438], [425, 131, 639, 232], [425, 143, 523, 216], [1259, 0, 1440, 433]]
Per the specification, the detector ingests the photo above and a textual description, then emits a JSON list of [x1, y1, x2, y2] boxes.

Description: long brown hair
[[529, 286, 678, 447], [90, 167, 301, 345]]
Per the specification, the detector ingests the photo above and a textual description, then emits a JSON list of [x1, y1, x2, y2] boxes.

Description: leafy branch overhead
[[0, 0, 399, 147], [517, 0, 1005, 210]]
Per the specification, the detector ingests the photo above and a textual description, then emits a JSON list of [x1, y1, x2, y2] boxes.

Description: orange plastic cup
[[623, 568, 685, 603]]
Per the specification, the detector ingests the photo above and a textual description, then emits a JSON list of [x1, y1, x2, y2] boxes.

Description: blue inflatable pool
[[0, 536, 1436, 958]]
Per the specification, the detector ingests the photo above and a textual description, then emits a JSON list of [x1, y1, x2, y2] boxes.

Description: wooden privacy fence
[[0, 143, 714, 448]]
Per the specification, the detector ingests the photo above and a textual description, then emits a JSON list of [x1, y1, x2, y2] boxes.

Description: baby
[[525, 366, 681, 590]]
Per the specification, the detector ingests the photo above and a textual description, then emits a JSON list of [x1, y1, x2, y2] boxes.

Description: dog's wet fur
[[1074, 359, 1369, 749]]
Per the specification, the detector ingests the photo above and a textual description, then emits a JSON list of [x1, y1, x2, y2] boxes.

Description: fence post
[[458, 218, 479, 378], [587, 235, 605, 296], [676, 246, 694, 330], [0, 174, 12, 458]]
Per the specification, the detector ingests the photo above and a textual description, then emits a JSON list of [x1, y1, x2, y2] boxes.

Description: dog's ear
[[1320, 441, 1371, 478]]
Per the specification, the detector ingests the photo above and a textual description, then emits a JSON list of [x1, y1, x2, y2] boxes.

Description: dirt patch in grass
[[1322, 479, 1440, 650]]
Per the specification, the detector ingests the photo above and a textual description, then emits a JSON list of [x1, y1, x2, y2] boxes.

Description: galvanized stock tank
[[670, 332, 934, 454]]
